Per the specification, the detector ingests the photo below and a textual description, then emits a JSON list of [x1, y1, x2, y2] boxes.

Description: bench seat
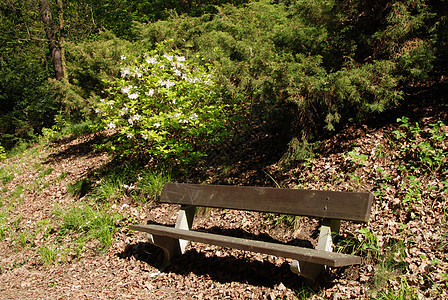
[[130, 224, 362, 267]]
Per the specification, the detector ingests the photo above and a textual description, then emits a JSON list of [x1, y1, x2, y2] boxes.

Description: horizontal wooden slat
[[161, 183, 373, 222], [130, 224, 362, 267]]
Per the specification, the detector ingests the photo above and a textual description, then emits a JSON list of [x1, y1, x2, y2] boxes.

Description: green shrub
[[95, 40, 236, 164]]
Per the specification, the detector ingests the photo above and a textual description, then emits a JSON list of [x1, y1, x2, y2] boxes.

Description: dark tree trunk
[[39, 0, 64, 80]]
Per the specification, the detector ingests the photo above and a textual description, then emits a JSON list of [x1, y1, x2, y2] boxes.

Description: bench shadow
[[118, 222, 316, 290]]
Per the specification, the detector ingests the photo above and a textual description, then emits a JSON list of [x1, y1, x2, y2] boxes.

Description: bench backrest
[[160, 183, 373, 223]]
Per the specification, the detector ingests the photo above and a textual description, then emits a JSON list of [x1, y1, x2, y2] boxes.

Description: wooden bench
[[130, 183, 373, 281]]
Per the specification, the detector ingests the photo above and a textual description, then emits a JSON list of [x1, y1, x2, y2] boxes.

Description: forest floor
[[1, 78, 448, 299]]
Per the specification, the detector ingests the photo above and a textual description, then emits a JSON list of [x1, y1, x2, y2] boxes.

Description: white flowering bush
[[95, 41, 230, 164]]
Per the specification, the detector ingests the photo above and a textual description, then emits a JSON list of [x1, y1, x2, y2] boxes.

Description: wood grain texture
[[129, 224, 362, 267], [161, 183, 373, 222]]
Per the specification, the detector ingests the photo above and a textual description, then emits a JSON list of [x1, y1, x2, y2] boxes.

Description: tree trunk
[[39, 0, 64, 80], [55, 0, 67, 81]]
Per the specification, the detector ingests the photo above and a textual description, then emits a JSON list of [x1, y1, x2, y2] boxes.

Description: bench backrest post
[[175, 205, 196, 254], [318, 218, 341, 252]]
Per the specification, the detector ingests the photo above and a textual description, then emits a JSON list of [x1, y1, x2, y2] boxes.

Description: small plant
[[0, 145, 6, 160], [135, 169, 171, 201], [67, 179, 91, 197], [336, 227, 379, 259], [38, 245, 59, 265], [55, 204, 122, 251], [392, 117, 446, 173], [0, 212, 8, 240], [401, 175, 422, 205], [0, 166, 15, 185], [93, 176, 124, 201], [16, 231, 31, 248], [372, 276, 415, 300]]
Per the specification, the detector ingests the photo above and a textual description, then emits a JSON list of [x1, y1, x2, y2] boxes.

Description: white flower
[[153, 123, 161, 128], [174, 69, 182, 77], [189, 113, 198, 120], [128, 93, 139, 100], [165, 80, 175, 88], [146, 57, 157, 64], [95, 108, 103, 114], [128, 114, 141, 125], [119, 107, 129, 116], [106, 100, 115, 107], [145, 89, 155, 97], [174, 112, 182, 118], [121, 85, 132, 94], [135, 71, 142, 78], [164, 54, 174, 61], [99, 98, 105, 102], [179, 119, 189, 124], [172, 99, 176, 104], [108, 122, 116, 129], [176, 56, 186, 62], [121, 55, 127, 60], [141, 132, 148, 140], [120, 67, 131, 78], [127, 133, 134, 139]]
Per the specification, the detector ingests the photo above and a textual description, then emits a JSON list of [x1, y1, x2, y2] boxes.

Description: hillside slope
[[0, 80, 447, 298]]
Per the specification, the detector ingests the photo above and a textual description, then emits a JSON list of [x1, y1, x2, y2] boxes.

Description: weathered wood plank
[[161, 183, 373, 222], [129, 224, 362, 267]]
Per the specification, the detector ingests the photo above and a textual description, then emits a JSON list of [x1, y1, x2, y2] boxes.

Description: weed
[[38, 166, 53, 179], [392, 117, 446, 173], [38, 245, 59, 265], [401, 176, 422, 205], [58, 171, 68, 181], [279, 137, 317, 167], [93, 175, 124, 201], [16, 231, 30, 247], [336, 227, 379, 259], [135, 169, 171, 202], [0, 167, 14, 184], [372, 276, 416, 300], [61, 121, 94, 136], [11, 214, 22, 229], [67, 179, 91, 197], [0, 213, 8, 240], [55, 204, 122, 251]]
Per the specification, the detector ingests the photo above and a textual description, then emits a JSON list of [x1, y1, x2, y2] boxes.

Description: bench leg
[[291, 219, 341, 282], [146, 205, 196, 269], [147, 233, 181, 269]]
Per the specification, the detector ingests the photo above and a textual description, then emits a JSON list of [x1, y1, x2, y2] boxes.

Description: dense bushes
[[133, 0, 438, 140], [1, 0, 445, 162]]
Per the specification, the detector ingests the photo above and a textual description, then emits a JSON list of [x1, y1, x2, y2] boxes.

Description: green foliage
[[0, 146, 6, 161], [134, 0, 438, 140], [38, 245, 59, 266], [135, 170, 171, 202], [337, 227, 379, 259], [0, 167, 14, 185], [67, 179, 91, 198], [279, 137, 316, 166], [392, 117, 447, 173], [95, 40, 235, 164], [55, 204, 122, 250]]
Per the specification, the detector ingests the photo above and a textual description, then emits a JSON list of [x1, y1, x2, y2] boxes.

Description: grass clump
[[38, 245, 59, 266], [135, 169, 171, 202], [54, 204, 122, 251]]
